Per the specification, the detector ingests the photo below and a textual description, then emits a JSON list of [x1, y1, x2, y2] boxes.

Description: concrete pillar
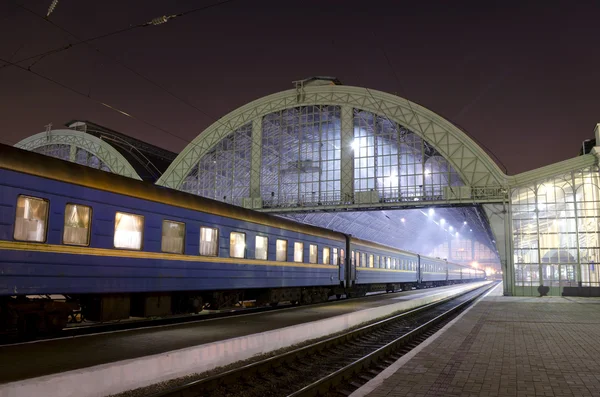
[[250, 117, 263, 198], [340, 106, 354, 202]]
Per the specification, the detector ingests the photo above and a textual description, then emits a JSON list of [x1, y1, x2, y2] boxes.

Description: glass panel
[[386, 257, 391, 269], [369, 254, 374, 268], [255, 235, 268, 260], [361, 252, 366, 268], [294, 242, 304, 262], [63, 204, 91, 246], [355, 251, 360, 267], [309, 244, 318, 264], [230, 232, 246, 258], [14, 196, 49, 242], [161, 220, 185, 254], [333, 248, 339, 265], [114, 212, 144, 250], [276, 239, 287, 261], [323, 247, 330, 264], [375, 255, 380, 268], [200, 227, 219, 256]]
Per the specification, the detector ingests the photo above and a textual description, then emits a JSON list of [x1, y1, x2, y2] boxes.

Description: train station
[[1, 75, 600, 397]]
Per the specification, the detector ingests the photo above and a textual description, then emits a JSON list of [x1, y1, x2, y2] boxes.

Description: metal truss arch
[[15, 129, 142, 180], [158, 85, 507, 193]]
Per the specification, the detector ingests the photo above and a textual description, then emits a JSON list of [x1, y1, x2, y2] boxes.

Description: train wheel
[[336, 294, 342, 300], [269, 302, 279, 307]]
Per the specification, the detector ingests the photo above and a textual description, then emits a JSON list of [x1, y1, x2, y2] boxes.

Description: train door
[[338, 248, 345, 283], [417, 255, 422, 284]]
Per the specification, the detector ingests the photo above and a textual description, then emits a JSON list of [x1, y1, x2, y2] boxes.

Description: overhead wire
[[5, 0, 299, 188], [1, 0, 240, 71]]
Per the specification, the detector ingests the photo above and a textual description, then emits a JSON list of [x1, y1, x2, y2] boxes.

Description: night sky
[[1, 0, 598, 175]]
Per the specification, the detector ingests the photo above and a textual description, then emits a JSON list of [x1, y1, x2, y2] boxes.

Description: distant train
[[0, 144, 485, 336]]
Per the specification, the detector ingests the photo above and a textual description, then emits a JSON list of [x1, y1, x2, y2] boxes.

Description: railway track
[[149, 281, 497, 397]]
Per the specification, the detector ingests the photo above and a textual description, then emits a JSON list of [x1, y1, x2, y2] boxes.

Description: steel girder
[[14, 129, 142, 180]]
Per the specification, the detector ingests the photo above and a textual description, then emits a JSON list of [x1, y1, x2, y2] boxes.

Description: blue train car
[[0, 144, 486, 336], [0, 145, 347, 333], [349, 238, 419, 294]]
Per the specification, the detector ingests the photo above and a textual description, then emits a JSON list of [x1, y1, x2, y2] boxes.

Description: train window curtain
[[114, 212, 144, 250], [63, 204, 91, 246], [200, 227, 219, 256], [14, 195, 49, 242], [161, 220, 185, 254]]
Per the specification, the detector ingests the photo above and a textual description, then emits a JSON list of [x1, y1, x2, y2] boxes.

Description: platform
[[353, 283, 600, 397]]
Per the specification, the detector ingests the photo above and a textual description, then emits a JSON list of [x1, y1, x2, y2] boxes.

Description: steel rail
[[289, 282, 497, 396], [149, 282, 494, 397]]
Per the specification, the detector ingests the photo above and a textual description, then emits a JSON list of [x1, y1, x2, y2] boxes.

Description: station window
[[230, 232, 246, 258], [114, 212, 144, 250], [369, 254, 374, 268], [161, 220, 185, 254], [14, 195, 49, 243], [294, 242, 304, 262], [333, 248, 339, 265], [323, 247, 330, 264], [63, 204, 91, 246], [255, 235, 268, 260], [200, 227, 219, 256], [308, 244, 318, 264], [276, 239, 287, 261]]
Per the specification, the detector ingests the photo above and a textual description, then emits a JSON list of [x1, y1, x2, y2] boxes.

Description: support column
[[69, 144, 77, 162], [340, 106, 354, 203], [504, 200, 515, 296], [250, 117, 263, 199]]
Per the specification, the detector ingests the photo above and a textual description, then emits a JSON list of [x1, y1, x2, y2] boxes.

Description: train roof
[[0, 143, 344, 242]]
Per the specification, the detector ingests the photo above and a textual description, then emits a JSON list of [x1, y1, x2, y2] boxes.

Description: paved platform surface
[[358, 283, 600, 397], [0, 283, 472, 385]]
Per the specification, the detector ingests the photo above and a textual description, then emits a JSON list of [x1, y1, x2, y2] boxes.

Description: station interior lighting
[[449, 226, 453, 231], [428, 208, 434, 216], [401, 218, 405, 223], [440, 218, 445, 225]]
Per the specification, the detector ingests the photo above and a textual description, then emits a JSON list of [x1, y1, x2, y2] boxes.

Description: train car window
[[375, 255, 380, 268], [333, 248, 339, 265], [276, 239, 288, 261], [14, 195, 49, 243], [309, 244, 318, 264], [200, 227, 219, 256], [63, 204, 92, 246], [114, 212, 144, 250], [393, 258, 398, 270], [230, 232, 246, 258], [386, 257, 391, 269], [161, 220, 185, 254], [355, 251, 360, 267], [351, 250, 355, 266], [323, 247, 331, 265], [369, 254, 374, 268], [294, 242, 304, 262], [361, 252, 366, 268], [255, 235, 268, 260]]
